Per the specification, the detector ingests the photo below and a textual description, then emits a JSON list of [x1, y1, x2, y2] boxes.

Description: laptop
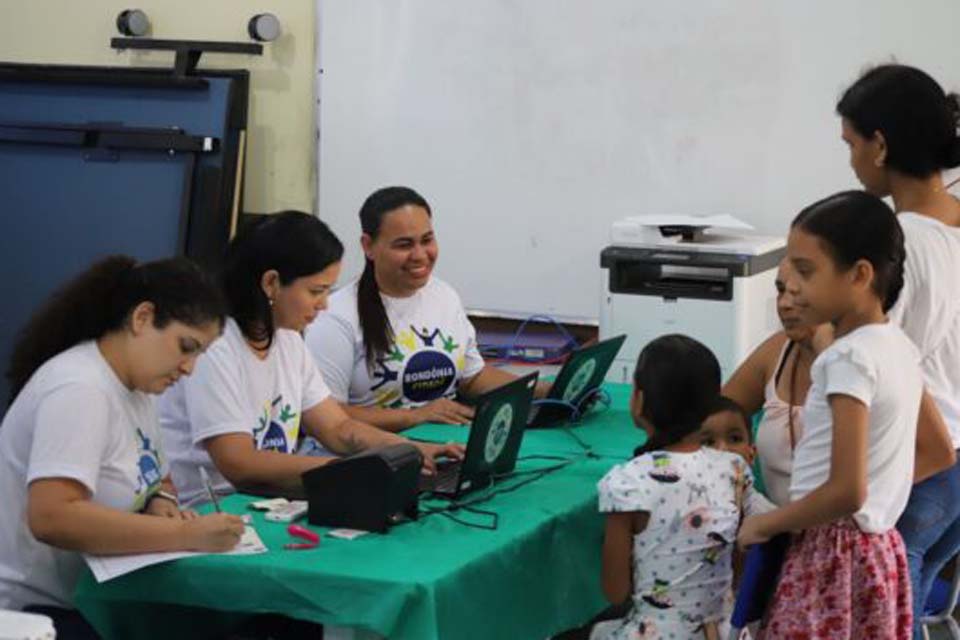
[[419, 371, 538, 498], [527, 334, 627, 428]]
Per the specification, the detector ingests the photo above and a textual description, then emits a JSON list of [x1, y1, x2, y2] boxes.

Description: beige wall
[[0, 0, 317, 213]]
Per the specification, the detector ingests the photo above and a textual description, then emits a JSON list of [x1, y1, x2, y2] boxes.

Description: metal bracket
[[111, 38, 263, 77]]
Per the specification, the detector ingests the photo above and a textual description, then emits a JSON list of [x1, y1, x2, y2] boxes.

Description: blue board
[[0, 66, 246, 406]]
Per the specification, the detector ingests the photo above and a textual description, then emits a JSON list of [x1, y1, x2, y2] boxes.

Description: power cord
[[437, 506, 500, 530], [529, 386, 613, 457], [415, 456, 579, 531], [482, 314, 582, 365]]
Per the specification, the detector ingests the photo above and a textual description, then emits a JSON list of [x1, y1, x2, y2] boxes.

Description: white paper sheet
[[83, 525, 267, 583]]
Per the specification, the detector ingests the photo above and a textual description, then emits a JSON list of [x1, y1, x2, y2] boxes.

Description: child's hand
[[737, 514, 772, 549]]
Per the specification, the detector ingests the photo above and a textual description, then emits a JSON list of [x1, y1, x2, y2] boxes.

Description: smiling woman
[[305, 187, 550, 433], [0, 256, 245, 637]]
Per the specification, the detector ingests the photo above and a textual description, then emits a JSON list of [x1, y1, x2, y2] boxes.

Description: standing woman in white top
[[722, 260, 818, 506], [738, 191, 922, 637], [159, 212, 462, 507], [0, 257, 244, 639], [306, 186, 548, 432], [837, 64, 960, 636]]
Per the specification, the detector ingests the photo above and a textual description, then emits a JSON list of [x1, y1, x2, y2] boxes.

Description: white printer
[[600, 215, 786, 383]]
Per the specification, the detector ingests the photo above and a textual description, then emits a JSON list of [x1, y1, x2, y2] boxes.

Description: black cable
[[560, 426, 598, 457], [454, 458, 576, 507], [515, 454, 573, 463], [415, 456, 579, 531], [437, 506, 499, 530]]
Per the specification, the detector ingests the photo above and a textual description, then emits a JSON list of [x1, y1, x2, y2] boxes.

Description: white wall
[[0, 0, 317, 213], [318, 0, 960, 321]]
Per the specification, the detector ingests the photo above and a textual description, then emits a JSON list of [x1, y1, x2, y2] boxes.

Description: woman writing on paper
[[0, 257, 244, 638]]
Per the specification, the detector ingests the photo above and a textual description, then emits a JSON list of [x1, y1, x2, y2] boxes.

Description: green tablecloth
[[74, 383, 643, 640]]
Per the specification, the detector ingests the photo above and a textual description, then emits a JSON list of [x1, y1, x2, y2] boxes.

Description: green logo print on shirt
[[254, 395, 300, 453]]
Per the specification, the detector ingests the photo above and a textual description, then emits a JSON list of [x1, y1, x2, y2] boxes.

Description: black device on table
[[420, 372, 539, 498], [526, 334, 626, 428]]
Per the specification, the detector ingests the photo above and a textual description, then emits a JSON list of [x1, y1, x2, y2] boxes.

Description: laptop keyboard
[[420, 459, 462, 493]]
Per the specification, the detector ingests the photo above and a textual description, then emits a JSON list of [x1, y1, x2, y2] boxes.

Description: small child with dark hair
[[592, 335, 772, 640], [699, 396, 756, 465]]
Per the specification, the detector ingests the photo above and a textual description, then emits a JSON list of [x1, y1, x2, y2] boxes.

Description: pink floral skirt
[[760, 519, 911, 639]]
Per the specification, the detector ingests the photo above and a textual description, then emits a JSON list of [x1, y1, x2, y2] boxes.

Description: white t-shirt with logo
[[159, 319, 331, 506], [304, 277, 485, 409], [888, 212, 960, 448], [789, 323, 922, 533], [0, 342, 165, 610]]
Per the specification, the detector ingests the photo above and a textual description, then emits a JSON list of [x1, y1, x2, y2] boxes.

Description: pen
[[199, 466, 222, 513]]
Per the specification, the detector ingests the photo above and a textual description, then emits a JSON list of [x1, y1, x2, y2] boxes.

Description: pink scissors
[[284, 524, 320, 550]]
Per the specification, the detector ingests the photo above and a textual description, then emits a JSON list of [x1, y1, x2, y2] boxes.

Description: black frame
[[0, 62, 250, 267]]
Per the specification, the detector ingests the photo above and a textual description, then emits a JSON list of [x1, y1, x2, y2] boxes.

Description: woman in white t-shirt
[[159, 212, 463, 506], [306, 186, 548, 432], [738, 191, 922, 636], [837, 64, 960, 636], [0, 256, 244, 638]]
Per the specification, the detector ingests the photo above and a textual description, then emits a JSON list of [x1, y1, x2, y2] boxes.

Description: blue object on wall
[[0, 64, 249, 407]]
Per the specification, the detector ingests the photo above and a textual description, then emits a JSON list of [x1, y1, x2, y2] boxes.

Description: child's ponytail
[[631, 334, 721, 456]]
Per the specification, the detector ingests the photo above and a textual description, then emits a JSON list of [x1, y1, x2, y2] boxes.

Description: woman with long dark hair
[[836, 64, 960, 635], [0, 256, 243, 638], [159, 211, 462, 506], [722, 260, 819, 506], [306, 187, 547, 432]]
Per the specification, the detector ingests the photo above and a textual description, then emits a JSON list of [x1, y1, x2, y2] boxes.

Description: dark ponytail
[[837, 64, 960, 177], [942, 92, 960, 168], [792, 190, 905, 312], [7, 255, 226, 401], [221, 211, 343, 348], [357, 187, 432, 367], [632, 334, 721, 456]]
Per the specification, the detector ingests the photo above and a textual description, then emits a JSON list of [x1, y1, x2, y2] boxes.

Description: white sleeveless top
[[755, 340, 805, 506]]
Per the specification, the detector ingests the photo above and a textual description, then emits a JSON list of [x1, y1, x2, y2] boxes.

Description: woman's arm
[[340, 398, 475, 431], [601, 511, 649, 604], [206, 399, 466, 498], [459, 365, 551, 399], [27, 478, 243, 554], [304, 397, 409, 452], [738, 394, 868, 546], [304, 398, 465, 473], [459, 365, 517, 397], [143, 475, 194, 519], [722, 333, 787, 416], [204, 433, 336, 498], [914, 389, 956, 483]]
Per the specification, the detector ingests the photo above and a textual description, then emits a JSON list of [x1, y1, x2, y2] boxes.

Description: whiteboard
[[317, 0, 960, 321]]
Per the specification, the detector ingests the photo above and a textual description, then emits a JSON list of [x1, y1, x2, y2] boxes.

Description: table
[[74, 384, 643, 640]]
